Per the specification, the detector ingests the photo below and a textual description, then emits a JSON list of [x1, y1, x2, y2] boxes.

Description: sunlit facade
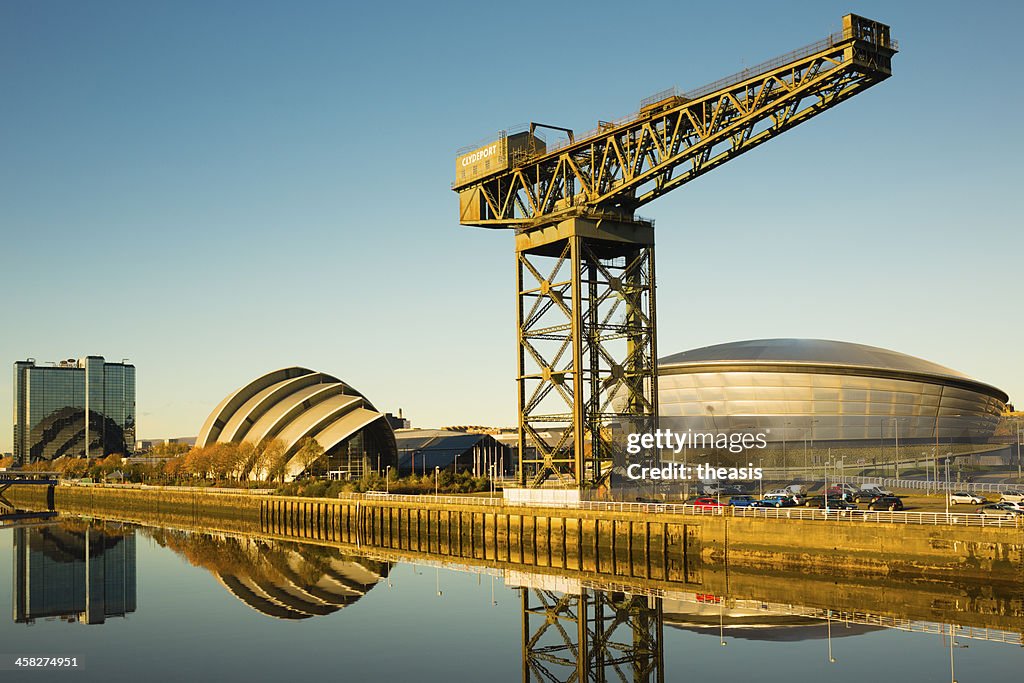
[[196, 367, 397, 480], [13, 357, 136, 465], [658, 339, 1008, 443]]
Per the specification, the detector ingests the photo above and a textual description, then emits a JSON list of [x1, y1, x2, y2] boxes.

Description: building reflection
[[661, 596, 881, 642], [13, 522, 136, 625], [144, 529, 389, 620], [511, 572, 663, 683]]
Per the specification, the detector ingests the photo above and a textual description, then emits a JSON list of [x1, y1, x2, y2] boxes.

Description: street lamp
[[945, 623, 966, 683], [827, 610, 836, 663], [1017, 422, 1023, 483], [719, 597, 727, 647], [891, 417, 902, 479], [944, 455, 952, 514], [434, 466, 440, 496], [385, 465, 392, 494]]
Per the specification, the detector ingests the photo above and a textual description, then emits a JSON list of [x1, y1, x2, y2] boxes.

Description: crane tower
[[453, 14, 897, 490]]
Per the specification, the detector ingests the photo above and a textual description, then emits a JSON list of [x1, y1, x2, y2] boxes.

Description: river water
[[0, 517, 1020, 682]]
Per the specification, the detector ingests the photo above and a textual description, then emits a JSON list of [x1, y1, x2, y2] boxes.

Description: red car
[[691, 496, 725, 509]]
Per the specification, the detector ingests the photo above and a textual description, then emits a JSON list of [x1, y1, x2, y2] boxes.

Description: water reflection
[[13, 521, 136, 625], [4, 518, 1018, 681], [662, 596, 881, 641], [518, 585, 663, 682], [140, 528, 390, 620]]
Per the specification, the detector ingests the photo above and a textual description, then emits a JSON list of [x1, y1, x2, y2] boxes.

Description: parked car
[[764, 488, 794, 498], [999, 490, 1024, 504], [690, 497, 725, 509], [977, 503, 1022, 518], [819, 497, 857, 510], [867, 496, 904, 511], [949, 492, 985, 505], [999, 500, 1024, 512], [827, 483, 858, 496], [801, 495, 824, 507], [858, 485, 893, 497], [854, 489, 886, 502], [761, 495, 797, 508], [728, 495, 758, 507]]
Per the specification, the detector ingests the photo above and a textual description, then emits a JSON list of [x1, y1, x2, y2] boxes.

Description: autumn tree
[[184, 446, 213, 479], [164, 456, 186, 480], [255, 438, 287, 482], [295, 438, 325, 479], [236, 442, 258, 481]]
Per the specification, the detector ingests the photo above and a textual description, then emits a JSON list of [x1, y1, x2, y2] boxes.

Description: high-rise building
[[13, 356, 136, 465]]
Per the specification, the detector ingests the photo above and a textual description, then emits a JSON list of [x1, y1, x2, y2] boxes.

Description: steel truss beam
[[521, 588, 664, 683], [517, 217, 657, 489], [459, 15, 896, 229]]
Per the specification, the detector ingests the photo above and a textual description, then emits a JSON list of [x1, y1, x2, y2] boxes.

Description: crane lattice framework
[[521, 588, 664, 683], [453, 14, 897, 489]]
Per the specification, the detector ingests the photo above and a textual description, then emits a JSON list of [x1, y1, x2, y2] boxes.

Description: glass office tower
[[13, 523, 137, 625], [12, 357, 136, 465]]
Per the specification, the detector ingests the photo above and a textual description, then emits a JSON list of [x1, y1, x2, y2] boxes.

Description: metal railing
[[342, 492, 1022, 528], [352, 491, 503, 507], [836, 475, 1022, 495], [61, 481, 276, 495]]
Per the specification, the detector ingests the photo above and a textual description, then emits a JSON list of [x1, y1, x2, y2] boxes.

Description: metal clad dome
[[656, 339, 1008, 442], [661, 338, 967, 379]]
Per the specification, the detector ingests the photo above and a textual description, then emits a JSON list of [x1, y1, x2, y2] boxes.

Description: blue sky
[[2, 0, 1021, 449]]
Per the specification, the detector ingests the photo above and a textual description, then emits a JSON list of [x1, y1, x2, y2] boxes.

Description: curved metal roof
[[659, 338, 1007, 402], [196, 367, 393, 479]]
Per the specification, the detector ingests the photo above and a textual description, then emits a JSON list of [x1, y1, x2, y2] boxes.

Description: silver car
[[949, 491, 985, 505], [999, 490, 1024, 504]]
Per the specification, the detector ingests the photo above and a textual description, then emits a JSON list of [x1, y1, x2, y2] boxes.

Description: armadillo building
[[658, 339, 1008, 444], [196, 367, 396, 481]]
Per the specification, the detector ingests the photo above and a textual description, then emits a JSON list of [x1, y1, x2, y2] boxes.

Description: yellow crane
[[453, 14, 897, 490]]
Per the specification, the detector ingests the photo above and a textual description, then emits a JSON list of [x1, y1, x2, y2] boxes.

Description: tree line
[[11, 437, 326, 486]]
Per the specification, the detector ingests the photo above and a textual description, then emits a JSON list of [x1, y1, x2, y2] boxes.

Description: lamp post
[[944, 457, 951, 514], [782, 421, 789, 477], [1017, 423, 1023, 483], [945, 623, 965, 683], [892, 417, 900, 479], [385, 465, 392, 494], [827, 610, 836, 663], [719, 597, 727, 647], [824, 454, 831, 512], [435, 466, 440, 496]]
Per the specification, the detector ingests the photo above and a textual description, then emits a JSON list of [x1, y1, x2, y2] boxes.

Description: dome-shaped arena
[[196, 367, 396, 480], [658, 339, 1008, 442]]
